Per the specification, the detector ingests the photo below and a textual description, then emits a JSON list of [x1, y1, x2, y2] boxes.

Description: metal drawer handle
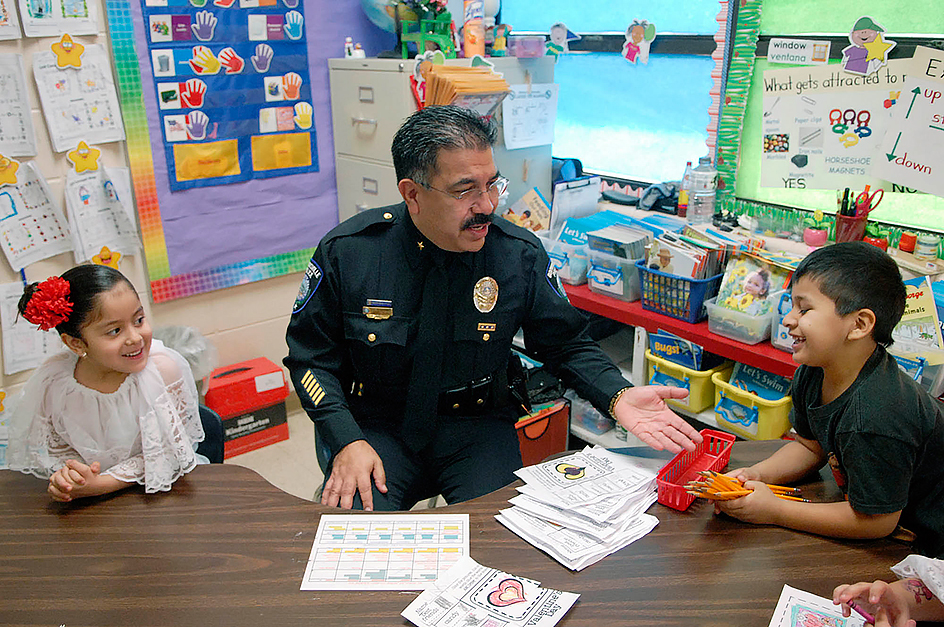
[[358, 86, 374, 103], [355, 204, 369, 213], [351, 117, 377, 125]]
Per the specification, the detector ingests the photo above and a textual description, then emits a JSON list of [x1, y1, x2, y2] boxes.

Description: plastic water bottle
[[677, 161, 692, 219], [687, 156, 716, 225]]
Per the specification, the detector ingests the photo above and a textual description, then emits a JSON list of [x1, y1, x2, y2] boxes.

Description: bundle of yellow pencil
[[685, 470, 810, 502]]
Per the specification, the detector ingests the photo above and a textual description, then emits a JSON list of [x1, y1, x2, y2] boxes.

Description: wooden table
[[0, 442, 911, 627]]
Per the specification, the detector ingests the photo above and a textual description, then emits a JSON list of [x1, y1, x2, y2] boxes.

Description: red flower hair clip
[[23, 277, 73, 331]]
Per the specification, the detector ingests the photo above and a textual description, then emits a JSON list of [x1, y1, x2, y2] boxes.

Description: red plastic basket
[[656, 429, 737, 511]]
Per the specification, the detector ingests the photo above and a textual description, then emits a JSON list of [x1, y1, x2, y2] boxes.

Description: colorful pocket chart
[[140, 0, 317, 190]]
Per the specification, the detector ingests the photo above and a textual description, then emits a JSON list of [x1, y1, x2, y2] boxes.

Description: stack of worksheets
[[496, 446, 660, 571]]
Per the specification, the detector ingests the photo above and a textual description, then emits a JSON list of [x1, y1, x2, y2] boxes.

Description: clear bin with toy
[[646, 349, 733, 413], [770, 291, 795, 353], [587, 249, 642, 302], [537, 234, 589, 286], [656, 429, 737, 511], [704, 290, 786, 345], [711, 369, 793, 440]]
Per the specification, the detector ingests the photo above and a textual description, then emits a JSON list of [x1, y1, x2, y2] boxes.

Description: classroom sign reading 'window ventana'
[[141, 0, 317, 191]]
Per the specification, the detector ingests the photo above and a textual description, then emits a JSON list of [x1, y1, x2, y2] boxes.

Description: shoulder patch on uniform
[[546, 260, 567, 299], [293, 259, 323, 313]]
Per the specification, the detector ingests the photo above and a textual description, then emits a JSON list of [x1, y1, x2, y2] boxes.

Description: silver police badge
[[473, 276, 498, 313]]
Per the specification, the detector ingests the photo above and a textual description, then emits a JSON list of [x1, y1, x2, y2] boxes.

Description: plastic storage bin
[[704, 291, 785, 345], [635, 259, 723, 323], [711, 369, 793, 440], [537, 234, 589, 285], [566, 391, 615, 435], [770, 291, 794, 353], [588, 249, 642, 302], [646, 349, 733, 413], [656, 429, 737, 511]]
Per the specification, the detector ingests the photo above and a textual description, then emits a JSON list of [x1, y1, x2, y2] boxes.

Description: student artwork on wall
[[64, 163, 141, 263], [139, 0, 317, 190], [0, 54, 38, 156], [17, 0, 97, 37], [0, 159, 73, 271], [0, 0, 21, 40], [0, 281, 62, 375], [32, 44, 125, 153], [104, 0, 391, 301], [622, 19, 655, 65]]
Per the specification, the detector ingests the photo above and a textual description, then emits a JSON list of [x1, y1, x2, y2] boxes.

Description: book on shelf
[[727, 362, 791, 401]]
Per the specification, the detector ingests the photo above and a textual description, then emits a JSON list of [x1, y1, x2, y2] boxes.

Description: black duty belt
[[437, 375, 496, 416]]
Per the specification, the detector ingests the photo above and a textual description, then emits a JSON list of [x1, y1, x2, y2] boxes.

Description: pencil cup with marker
[[835, 213, 866, 243]]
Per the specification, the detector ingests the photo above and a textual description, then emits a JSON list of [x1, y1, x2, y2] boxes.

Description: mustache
[[462, 213, 494, 230]]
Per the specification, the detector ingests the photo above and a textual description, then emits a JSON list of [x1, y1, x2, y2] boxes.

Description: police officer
[[285, 106, 700, 511]]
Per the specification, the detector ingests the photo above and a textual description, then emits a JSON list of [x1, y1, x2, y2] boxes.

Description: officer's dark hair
[[391, 105, 497, 186], [18, 264, 135, 339], [791, 241, 905, 346]]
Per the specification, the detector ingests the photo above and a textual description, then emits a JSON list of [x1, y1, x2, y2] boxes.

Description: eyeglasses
[[423, 176, 509, 206]]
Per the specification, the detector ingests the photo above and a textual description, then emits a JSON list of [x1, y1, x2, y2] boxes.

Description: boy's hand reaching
[[833, 580, 917, 627], [714, 480, 782, 524], [48, 459, 101, 502], [726, 466, 763, 483]]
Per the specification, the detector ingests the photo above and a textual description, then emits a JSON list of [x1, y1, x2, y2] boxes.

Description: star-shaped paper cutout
[[863, 36, 894, 63], [0, 154, 19, 187], [51, 34, 85, 69], [92, 246, 121, 269], [67, 141, 101, 173]]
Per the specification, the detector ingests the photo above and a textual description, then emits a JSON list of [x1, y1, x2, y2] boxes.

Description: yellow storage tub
[[646, 349, 733, 413], [711, 369, 793, 440]]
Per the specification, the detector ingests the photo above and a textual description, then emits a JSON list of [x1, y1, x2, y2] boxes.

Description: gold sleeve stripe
[[302, 372, 326, 406]]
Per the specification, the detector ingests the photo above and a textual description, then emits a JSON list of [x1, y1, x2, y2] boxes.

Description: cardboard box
[[204, 358, 290, 458]]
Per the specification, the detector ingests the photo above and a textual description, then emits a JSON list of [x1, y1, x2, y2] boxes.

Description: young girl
[[834, 556, 944, 626], [8, 265, 205, 502]]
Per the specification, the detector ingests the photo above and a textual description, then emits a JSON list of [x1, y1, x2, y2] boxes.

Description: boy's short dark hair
[[791, 241, 906, 346]]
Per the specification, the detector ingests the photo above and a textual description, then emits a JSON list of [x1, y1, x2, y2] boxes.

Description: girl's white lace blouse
[[7, 339, 205, 493]]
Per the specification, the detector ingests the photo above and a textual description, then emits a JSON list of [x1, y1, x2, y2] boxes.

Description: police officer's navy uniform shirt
[[285, 203, 629, 460]]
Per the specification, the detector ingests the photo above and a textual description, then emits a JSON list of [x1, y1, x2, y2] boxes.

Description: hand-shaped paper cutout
[[213, 0, 235, 6], [283, 11, 303, 40], [251, 43, 274, 73], [67, 142, 102, 173], [92, 246, 121, 269], [281, 0, 298, 7], [188, 45, 221, 74], [0, 154, 19, 186], [186, 110, 209, 140], [180, 78, 208, 108], [218, 47, 244, 74], [281, 72, 302, 100], [293, 102, 312, 129], [191, 10, 218, 41], [51, 33, 85, 69], [188, 0, 208, 6]]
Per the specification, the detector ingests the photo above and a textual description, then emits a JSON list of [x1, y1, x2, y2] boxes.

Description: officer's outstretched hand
[[322, 440, 388, 511], [613, 385, 702, 453]]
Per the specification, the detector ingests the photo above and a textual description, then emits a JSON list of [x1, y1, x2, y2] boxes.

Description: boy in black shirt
[[718, 242, 944, 557]]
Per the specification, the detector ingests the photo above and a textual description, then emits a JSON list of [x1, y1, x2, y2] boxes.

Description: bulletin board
[[105, 0, 390, 302], [718, 0, 944, 233]]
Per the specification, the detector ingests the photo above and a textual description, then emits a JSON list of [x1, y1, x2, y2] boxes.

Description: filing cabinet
[[328, 56, 554, 222]]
